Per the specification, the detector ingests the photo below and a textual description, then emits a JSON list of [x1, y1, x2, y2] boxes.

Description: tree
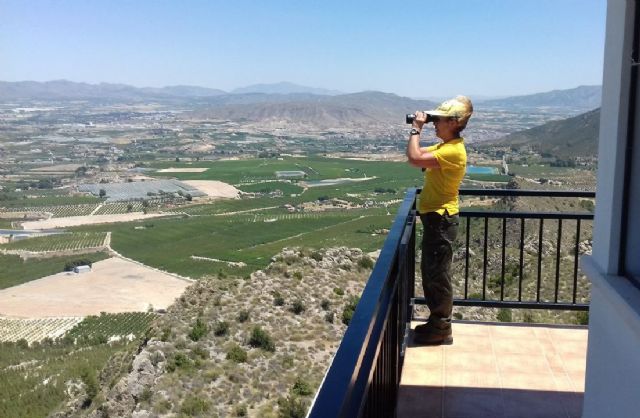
[[99, 189, 106, 198]]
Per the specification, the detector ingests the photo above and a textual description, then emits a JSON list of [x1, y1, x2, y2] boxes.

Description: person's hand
[[412, 111, 427, 130]]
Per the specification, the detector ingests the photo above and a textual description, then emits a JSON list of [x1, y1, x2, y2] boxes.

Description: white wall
[[582, 1, 640, 417], [582, 259, 640, 418]]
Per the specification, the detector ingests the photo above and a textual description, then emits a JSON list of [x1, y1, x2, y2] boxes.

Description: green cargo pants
[[420, 211, 459, 330]]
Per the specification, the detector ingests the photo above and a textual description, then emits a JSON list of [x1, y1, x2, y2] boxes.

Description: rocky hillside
[[481, 85, 601, 109], [484, 108, 600, 157], [54, 247, 374, 418]]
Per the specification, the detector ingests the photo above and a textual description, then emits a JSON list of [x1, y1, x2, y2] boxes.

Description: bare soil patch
[[156, 167, 208, 173], [21, 212, 173, 229], [182, 180, 240, 198], [0, 257, 191, 318]]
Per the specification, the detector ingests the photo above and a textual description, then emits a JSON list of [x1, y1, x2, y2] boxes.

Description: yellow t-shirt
[[418, 138, 467, 215]]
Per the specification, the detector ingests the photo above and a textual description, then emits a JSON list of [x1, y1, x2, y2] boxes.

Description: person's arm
[[406, 111, 441, 169]]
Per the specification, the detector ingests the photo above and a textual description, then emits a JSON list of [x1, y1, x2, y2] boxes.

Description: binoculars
[[405, 113, 433, 124]]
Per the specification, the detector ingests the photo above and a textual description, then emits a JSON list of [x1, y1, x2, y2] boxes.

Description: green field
[[75, 208, 392, 278], [151, 156, 423, 185]]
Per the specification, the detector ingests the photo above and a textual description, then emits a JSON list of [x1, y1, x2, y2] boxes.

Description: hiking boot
[[414, 318, 451, 335], [413, 328, 453, 346], [414, 322, 436, 335]]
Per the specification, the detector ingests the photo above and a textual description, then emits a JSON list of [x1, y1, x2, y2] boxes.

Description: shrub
[[190, 346, 209, 360], [290, 300, 306, 315], [320, 299, 330, 310], [576, 311, 589, 325], [226, 344, 248, 363], [357, 256, 374, 270], [214, 321, 229, 336], [237, 310, 250, 323], [291, 378, 313, 396], [234, 404, 248, 416], [341, 295, 360, 325], [523, 311, 535, 323], [497, 308, 513, 322], [248, 326, 276, 352], [310, 251, 323, 262], [139, 387, 153, 403], [166, 352, 192, 372], [188, 318, 208, 341], [180, 395, 210, 415], [278, 395, 308, 418], [293, 271, 303, 280], [80, 367, 99, 407], [273, 292, 285, 306], [333, 287, 344, 296], [154, 399, 172, 414], [324, 312, 335, 324]]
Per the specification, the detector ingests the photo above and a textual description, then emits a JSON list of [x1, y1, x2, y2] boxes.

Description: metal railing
[[307, 188, 594, 418], [308, 189, 417, 418]]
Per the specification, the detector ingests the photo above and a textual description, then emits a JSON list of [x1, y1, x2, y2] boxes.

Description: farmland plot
[[0, 317, 83, 343], [0, 232, 108, 253], [66, 312, 156, 343], [0, 203, 100, 218], [93, 201, 145, 215]]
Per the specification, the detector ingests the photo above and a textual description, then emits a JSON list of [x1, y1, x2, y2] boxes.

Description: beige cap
[[426, 96, 473, 119]]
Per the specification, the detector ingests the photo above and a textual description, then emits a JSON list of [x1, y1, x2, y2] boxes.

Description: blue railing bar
[[482, 217, 488, 300], [501, 217, 506, 301], [459, 210, 594, 220], [307, 189, 417, 418], [573, 219, 582, 304], [554, 219, 563, 303], [464, 217, 470, 299], [519, 219, 525, 302], [537, 219, 544, 302], [412, 297, 589, 311], [459, 189, 595, 198]]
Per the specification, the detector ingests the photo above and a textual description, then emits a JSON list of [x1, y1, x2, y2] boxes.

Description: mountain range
[[0, 80, 601, 109], [484, 108, 600, 157]]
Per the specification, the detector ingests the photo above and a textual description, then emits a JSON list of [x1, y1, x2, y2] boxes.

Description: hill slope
[[481, 85, 601, 109], [486, 108, 600, 157], [195, 91, 436, 129]]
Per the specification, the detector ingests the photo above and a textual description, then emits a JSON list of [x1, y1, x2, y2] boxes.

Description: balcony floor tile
[[397, 321, 587, 418]]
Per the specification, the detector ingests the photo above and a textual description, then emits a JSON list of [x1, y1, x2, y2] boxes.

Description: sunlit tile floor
[[396, 321, 588, 418]]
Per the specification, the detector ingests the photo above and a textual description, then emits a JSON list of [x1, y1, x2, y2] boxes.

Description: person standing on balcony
[[406, 96, 473, 345]]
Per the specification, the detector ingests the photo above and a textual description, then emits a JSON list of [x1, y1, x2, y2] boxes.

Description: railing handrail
[[459, 211, 594, 220], [459, 188, 595, 198], [307, 189, 417, 418]]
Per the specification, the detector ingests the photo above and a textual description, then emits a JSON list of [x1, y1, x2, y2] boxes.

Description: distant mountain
[[231, 81, 342, 96], [486, 108, 600, 157], [195, 91, 437, 129], [481, 85, 602, 109], [141, 85, 226, 97], [0, 80, 226, 101]]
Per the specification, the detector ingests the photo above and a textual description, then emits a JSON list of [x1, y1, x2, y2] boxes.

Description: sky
[[0, 0, 607, 98]]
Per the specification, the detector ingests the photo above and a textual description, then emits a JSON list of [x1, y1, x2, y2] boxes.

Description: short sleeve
[[431, 144, 465, 170]]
